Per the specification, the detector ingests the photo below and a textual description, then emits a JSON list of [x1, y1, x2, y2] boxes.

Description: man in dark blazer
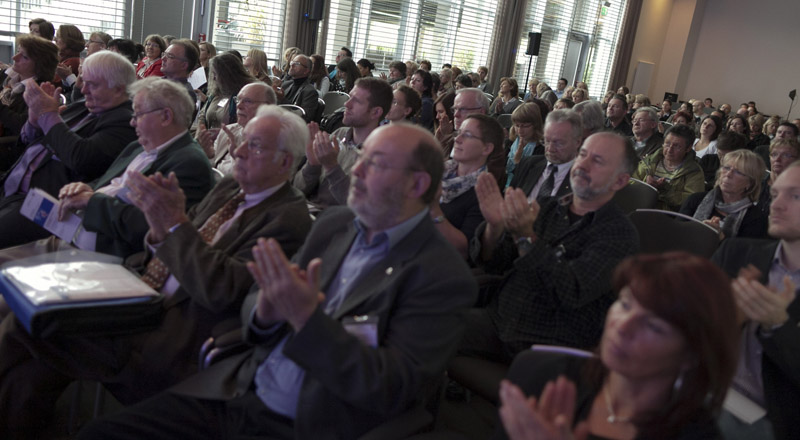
[[509, 109, 582, 200], [79, 124, 478, 439], [0, 107, 313, 438], [712, 162, 800, 440], [278, 54, 320, 122], [466, 132, 639, 362], [57, 77, 215, 259], [0, 51, 138, 249]]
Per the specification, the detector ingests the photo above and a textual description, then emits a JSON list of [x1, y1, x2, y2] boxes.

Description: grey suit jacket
[[172, 206, 478, 439]]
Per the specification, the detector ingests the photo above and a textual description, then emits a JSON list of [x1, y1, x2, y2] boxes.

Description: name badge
[[217, 98, 229, 108]]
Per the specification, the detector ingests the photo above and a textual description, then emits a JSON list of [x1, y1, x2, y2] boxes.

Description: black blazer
[[712, 238, 800, 440], [509, 155, 572, 200]]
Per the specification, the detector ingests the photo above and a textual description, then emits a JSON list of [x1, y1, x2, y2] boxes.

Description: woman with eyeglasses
[[136, 35, 166, 79], [680, 149, 768, 239], [430, 114, 504, 258], [498, 252, 738, 440], [505, 103, 543, 187]]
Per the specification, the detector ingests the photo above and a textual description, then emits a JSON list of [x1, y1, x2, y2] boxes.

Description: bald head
[[454, 88, 490, 128]]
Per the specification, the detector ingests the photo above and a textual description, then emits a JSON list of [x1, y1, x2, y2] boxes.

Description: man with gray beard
[[462, 131, 640, 362]]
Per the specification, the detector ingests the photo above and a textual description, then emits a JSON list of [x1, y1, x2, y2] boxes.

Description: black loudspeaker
[[525, 32, 541, 56], [308, 0, 325, 20]]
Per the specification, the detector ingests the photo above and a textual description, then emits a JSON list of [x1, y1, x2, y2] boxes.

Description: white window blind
[[513, 0, 627, 99], [211, 0, 287, 66], [325, 0, 498, 73], [0, 0, 128, 43]]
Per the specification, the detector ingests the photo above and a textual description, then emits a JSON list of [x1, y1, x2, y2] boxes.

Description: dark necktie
[[537, 164, 557, 199], [141, 192, 246, 290]]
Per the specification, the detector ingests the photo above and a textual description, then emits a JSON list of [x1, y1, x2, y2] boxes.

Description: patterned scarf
[[440, 159, 485, 204], [692, 187, 753, 238]]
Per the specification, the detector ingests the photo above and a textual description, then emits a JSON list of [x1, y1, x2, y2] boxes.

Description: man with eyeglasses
[[630, 106, 663, 159], [0, 106, 312, 438], [198, 82, 277, 175], [437, 87, 506, 186], [78, 123, 477, 440], [460, 131, 638, 364], [294, 77, 392, 213], [159, 39, 199, 108], [276, 54, 320, 122], [508, 110, 582, 202], [0, 50, 137, 250], [54, 77, 214, 259]]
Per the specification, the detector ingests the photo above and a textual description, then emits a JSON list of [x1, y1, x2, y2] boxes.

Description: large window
[[513, 0, 627, 99], [0, 0, 128, 42], [211, 0, 287, 65], [325, 0, 498, 73]]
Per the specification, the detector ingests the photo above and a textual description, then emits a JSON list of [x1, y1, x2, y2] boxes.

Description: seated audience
[[271, 46, 300, 80], [692, 114, 723, 159], [332, 57, 359, 94], [0, 51, 137, 249], [492, 77, 522, 115], [508, 109, 581, 200], [712, 161, 800, 440], [28, 17, 55, 41], [630, 107, 663, 159], [522, 78, 538, 101], [107, 38, 141, 65], [657, 99, 674, 121], [200, 53, 254, 129], [78, 123, 478, 440], [54, 24, 84, 80], [605, 93, 632, 136], [632, 124, 704, 211], [700, 131, 747, 190], [0, 35, 58, 145], [275, 54, 320, 122], [754, 122, 798, 168], [325, 46, 349, 81], [476, 65, 491, 94], [463, 131, 638, 361], [55, 77, 214, 258], [0, 106, 312, 438], [431, 114, 503, 257], [433, 90, 456, 142], [747, 114, 770, 150], [308, 54, 330, 97], [198, 82, 277, 174], [439, 67, 455, 96], [763, 115, 781, 140], [573, 100, 605, 140], [243, 48, 271, 83], [356, 58, 374, 77], [294, 77, 392, 212], [136, 34, 166, 78], [410, 69, 435, 130], [499, 252, 738, 440], [384, 85, 421, 124], [505, 102, 544, 187], [198, 41, 216, 75], [681, 149, 768, 239]]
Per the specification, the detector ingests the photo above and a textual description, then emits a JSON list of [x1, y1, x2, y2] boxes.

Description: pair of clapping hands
[[57, 172, 189, 244], [475, 172, 539, 241], [22, 80, 64, 128], [305, 122, 342, 171]]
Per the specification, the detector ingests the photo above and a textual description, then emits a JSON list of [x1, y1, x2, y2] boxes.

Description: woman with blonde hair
[[681, 149, 768, 239], [243, 48, 270, 83]]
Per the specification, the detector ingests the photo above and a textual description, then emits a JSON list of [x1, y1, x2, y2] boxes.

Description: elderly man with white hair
[[0, 50, 138, 249], [0, 105, 313, 438]]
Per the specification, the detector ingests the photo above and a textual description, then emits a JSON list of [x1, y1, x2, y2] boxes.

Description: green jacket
[[632, 148, 704, 211]]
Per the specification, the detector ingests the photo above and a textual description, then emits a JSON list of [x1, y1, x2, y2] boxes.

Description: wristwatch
[[516, 236, 534, 254]]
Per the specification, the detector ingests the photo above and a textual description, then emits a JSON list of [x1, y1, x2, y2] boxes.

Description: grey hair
[[254, 105, 309, 174], [573, 100, 604, 135], [82, 50, 136, 90], [129, 77, 195, 128], [633, 106, 657, 122], [546, 109, 583, 142], [455, 87, 490, 113], [243, 82, 277, 105]]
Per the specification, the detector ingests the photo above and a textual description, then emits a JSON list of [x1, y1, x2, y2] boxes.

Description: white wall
[[681, 0, 800, 118]]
